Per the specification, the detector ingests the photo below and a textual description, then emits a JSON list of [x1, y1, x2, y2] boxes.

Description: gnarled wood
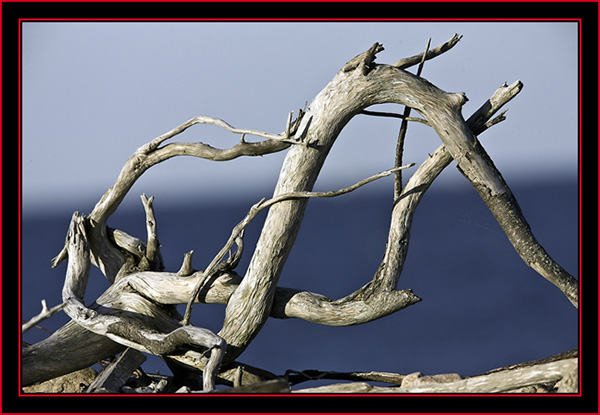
[[59, 212, 226, 391], [22, 35, 577, 393]]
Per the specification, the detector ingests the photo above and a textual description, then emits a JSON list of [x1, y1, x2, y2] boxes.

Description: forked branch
[[21, 300, 65, 334]]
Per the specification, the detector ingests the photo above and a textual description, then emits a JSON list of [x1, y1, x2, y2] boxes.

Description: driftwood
[[293, 354, 578, 394], [21, 34, 577, 393], [86, 348, 146, 393]]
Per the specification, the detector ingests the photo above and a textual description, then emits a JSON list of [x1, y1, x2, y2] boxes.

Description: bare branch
[[374, 81, 525, 296], [219, 44, 576, 364], [393, 33, 462, 69], [293, 358, 577, 394], [395, 37, 431, 199], [21, 300, 65, 334], [359, 110, 429, 125], [284, 369, 405, 387], [140, 193, 164, 272], [140, 113, 305, 153], [86, 348, 146, 393], [89, 113, 303, 227], [67, 112, 304, 282]]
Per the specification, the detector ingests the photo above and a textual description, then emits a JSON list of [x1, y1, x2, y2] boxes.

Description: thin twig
[[359, 110, 429, 125], [394, 38, 431, 200], [141, 112, 305, 154], [22, 300, 65, 334]]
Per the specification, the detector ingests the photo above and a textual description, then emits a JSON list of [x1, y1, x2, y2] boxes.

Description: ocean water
[[20, 177, 579, 384]]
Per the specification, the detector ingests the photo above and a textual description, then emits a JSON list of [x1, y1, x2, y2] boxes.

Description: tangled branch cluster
[[21, 34, 578, 393]]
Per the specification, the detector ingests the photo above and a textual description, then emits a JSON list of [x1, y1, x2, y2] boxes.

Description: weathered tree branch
[[90, 112, 304, 225], [62, 113, 303, 283], [264, 82, 522, 325], [394, 37, 431, 199], [140, 194, 164, 271], [293, 358, 578, 394], [126, 78, 521, 331], [22, 320, 126, 386], [86, 347, 146, 394], [393, 33, 462, 69]]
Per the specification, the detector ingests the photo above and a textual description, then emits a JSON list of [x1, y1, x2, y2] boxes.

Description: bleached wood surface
[[293, 358, 578, 394]]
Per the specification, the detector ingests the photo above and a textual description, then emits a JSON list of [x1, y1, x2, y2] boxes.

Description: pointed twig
[[359, 110, 429, 125], [140, 194, 164, 271], [393, 33, 462, 69], [21, 300, 65, 334], [394, 38, 431, 200]]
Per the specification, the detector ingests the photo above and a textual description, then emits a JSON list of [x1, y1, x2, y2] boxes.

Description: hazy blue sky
[[21, 21, 578, 213]]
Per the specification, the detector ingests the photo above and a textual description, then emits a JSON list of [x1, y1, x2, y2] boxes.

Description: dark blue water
[[21, 178, 578, 382]]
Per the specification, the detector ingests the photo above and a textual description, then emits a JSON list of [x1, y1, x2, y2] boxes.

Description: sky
[[21, 21, 579, 214]]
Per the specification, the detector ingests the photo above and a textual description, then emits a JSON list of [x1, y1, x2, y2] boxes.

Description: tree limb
[[293, 358, 577, 394], [76, 112, 303, 282], [395, 37, 431, 200]]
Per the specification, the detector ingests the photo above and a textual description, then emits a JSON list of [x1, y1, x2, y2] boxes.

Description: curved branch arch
[[218, 42, 577, 363]]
